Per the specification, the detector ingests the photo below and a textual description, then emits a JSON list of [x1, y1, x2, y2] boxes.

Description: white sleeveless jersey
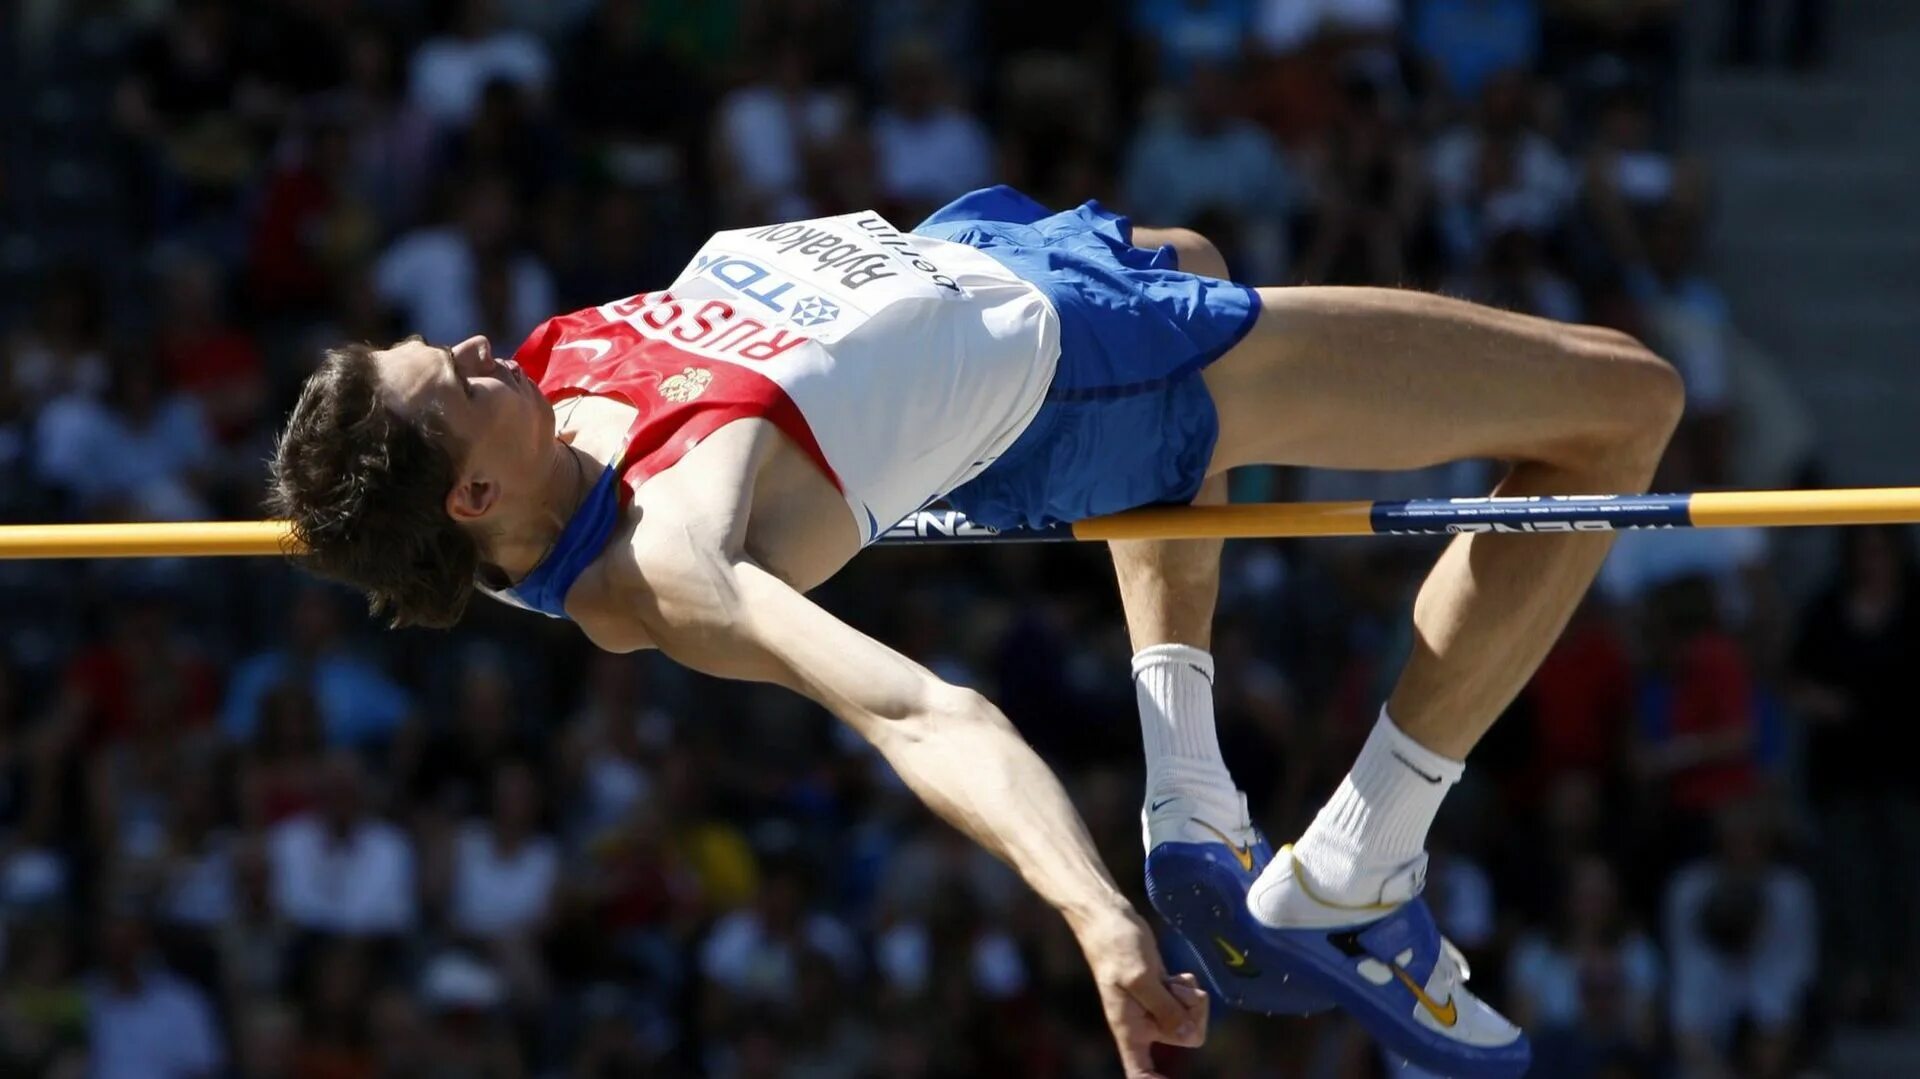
[[638, 210, 1060, 540]]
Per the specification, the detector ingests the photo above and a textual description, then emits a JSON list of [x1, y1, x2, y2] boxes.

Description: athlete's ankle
[[1135, 644, 1238, 803], [1283, 708, 1460, 907], [1145, 763, 1241, 813]]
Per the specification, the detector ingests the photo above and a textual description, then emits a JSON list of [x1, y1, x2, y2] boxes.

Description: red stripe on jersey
[[512, 307, 843, 506]]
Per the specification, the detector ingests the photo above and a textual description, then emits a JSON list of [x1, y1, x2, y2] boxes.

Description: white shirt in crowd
[[1508, 931, 1664, 1029], [161, 836, 239, 929], [875, 923, 1028, 1000], [87, 968, 225, 1079], [716, 85, 852, 220], [1665, 861, 1817, 1043], [373, 227, 557, 347], [450, 822, 560, 938], [871, 107, 993, 206], [699, 909, 862, 1003], [1255, 0, 1402, 51], [268, 814, 417, 934], [33, 391, 214, 520], [407, 29, 551, 128]]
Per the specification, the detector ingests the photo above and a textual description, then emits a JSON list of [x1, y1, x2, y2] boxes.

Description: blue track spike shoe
[[1143, 793, 1332, 1016], [1244, 848, 1530, 1079]]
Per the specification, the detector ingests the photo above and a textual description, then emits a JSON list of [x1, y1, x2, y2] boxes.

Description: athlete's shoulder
[[566, 502, 719, 655]]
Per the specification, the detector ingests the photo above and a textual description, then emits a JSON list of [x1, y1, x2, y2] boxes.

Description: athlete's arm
[[587, 535, 1205, 1076]]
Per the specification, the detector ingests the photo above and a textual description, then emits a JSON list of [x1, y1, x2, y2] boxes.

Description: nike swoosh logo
[[554, 338, 613, 362], [1390, 750, 1443, 784], [1211, 936, 1259, 977], [1150, 797, 1177, 812], [1389, 964, 1458, 1027], [1189, 819, 1254, 873]]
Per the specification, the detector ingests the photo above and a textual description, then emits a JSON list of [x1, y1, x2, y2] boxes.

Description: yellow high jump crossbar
[[3, 488, 1920, 560]]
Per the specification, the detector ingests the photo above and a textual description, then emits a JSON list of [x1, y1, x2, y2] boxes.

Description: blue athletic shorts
[[917, 186, 1263, 531]]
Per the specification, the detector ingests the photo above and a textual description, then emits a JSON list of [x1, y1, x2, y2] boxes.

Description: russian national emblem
[[659, 367, 712, 403]]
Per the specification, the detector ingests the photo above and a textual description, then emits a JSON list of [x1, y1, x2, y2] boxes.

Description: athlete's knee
[[1142, 226, 1229, 280], [1567, 325, 1685, 459]]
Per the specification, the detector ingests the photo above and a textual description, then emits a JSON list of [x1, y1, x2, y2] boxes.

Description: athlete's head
[[270, 334, 553, 628]]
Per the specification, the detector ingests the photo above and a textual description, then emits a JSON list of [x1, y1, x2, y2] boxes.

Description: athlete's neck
[[486, 440, 596, 583]]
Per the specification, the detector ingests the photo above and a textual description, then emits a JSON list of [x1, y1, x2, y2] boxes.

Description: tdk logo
[[694, 254, 802, 313]]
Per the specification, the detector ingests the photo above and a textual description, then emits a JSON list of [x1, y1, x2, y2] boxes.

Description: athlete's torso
[[513, 209, 1060, 543]]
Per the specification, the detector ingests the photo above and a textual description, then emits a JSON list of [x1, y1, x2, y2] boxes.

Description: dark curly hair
[[268, 343, 480, 628]]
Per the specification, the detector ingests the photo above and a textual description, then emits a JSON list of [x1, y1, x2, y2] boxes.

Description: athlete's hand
[[1078, 910, 1209, 1078]]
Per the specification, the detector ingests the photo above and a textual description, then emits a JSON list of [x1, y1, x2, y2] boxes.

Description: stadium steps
[[1687, 1, 1920, 1069], [1827, 1029, 1920, 1079], [1688, 0, 1920, 487]]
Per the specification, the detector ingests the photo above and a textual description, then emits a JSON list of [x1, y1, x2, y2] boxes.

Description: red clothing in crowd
[[1664, 631, 1759, 812], [63, 643, 218, 748], [1527, 614, 1634, 783]]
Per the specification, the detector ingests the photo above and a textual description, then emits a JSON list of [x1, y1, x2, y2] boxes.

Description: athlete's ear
[[446, 474, 498, 522]]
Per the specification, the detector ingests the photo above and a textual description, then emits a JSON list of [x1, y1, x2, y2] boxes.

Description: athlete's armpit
[[630, 553, 946, 734]]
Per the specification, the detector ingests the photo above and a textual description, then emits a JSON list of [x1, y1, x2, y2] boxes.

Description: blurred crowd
[[1, 0, 1897, 1077]]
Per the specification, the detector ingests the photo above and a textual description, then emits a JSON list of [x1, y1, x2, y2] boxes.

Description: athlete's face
[[371, 334, 554, 525]]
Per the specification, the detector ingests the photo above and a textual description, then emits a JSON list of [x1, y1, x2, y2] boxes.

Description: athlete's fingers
[[1128, 970, 1202, 1046], [1110, 998, 1169, 1079], [1166, 974, 1209, 1044]]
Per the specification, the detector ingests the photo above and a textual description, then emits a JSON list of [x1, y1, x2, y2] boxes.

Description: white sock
[[1134, 644, 1238, 809], [1284, 708, 1462, 906]]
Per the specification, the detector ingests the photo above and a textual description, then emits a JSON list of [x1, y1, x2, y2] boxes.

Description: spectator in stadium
[[1664, 802, 1817, 1079], [870, 39, 995, 224], [113, 0, 274, 235], [31, 350, 216, 522], [1294, 72, 1426, 285], [406, 0, 551, 132], [60, 589, 219, 750], [446, 761, 559, 941], [1582, 88, 1707, 273], [1130, 0, 1255, 83], [1509, 855, 1663, 1046], [267, 751, 417, 936], [1429, 69, 1577, 273], [1122, 62, 1297, 282], [328, 24, 437, 232], [152, 255, 267, 448], [1410, 0, 1542, 104], [1628, 576, 1762, 855], [84, 909, 225, 1079], [237, 682, 328, 830], [0, 921, 87, 1078], [2, 264, 110, 414], [713, 42, 857, 224], [1446, 224, 1586, 323], [222, 584, 412, 750], [373, 173, 557, 347], [288, 938, 376, 1077], [247, 116, 384, 315], [1790, 525, 1920, 1022], [151, 763, 240, 943], [698, 857, 860, 1012], [1629, 204, 1741, 487]]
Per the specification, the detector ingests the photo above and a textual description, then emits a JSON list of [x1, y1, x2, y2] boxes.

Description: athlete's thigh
[[1202, 286, 1676, 474], [1132, 226, 1228, 280]]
